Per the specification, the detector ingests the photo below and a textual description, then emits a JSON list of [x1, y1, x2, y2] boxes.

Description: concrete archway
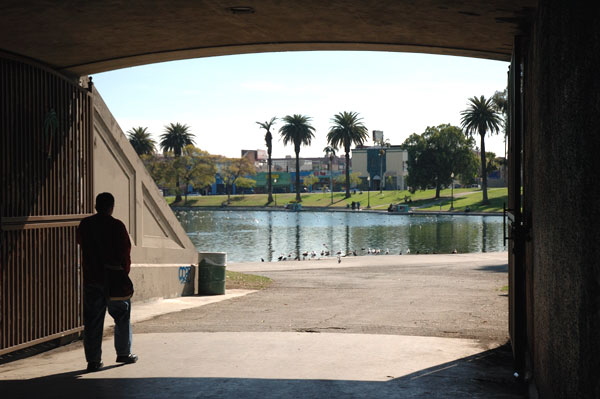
[[2, 1, 600, 396], [1, 1, 534, 75]]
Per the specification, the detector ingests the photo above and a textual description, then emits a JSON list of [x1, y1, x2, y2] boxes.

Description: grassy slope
[[169, 187, 507, 213], [226, 271, 272, 290]]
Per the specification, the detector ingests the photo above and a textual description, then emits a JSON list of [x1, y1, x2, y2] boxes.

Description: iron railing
[[1, 55, 93, 354]]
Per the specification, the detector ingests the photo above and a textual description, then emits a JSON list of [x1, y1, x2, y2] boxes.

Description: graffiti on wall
[[178, 266, 192, 284]]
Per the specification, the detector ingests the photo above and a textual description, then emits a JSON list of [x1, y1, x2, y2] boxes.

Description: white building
[[351, 145, 408, 190]]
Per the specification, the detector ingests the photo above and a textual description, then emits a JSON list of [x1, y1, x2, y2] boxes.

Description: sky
[[93, 51, 508, 159]]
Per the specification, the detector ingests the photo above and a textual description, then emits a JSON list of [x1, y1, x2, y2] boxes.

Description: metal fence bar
[[1, 56, 92, 354]]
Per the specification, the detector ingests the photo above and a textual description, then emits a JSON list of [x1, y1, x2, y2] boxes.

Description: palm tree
[[160, 123, 195, 202], [460, 96, 502, 203], [492, 89, 508, 159], [127, 126, 156, 155], [256, 117, 277, 204], [159, 123, 195, 156], [327, 111, 369, 198], [323, 145, 336, 203], [279, 114, 315, 202]]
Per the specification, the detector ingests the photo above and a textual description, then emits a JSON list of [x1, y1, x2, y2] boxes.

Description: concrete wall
[[526, 2, 600, 397], [129, 265, 197, 301], [92, 90, 199, 302]]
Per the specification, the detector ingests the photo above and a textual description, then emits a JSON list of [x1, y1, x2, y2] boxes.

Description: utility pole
[[330, 154, 334, 204], [450, 172, 454, 210]]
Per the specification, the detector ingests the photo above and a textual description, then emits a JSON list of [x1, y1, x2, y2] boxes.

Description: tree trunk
[[295, 151, 301, 202], [480, 131, 489, 203], [175, 173, 182, 203], [345, 152, 351, 198], [435, 183, 441, 199], [267, 156, 273, 203]]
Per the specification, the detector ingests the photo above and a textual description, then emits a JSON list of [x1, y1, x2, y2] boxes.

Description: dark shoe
[[116, 353, 138, 364], [86, 361, 103, 372]]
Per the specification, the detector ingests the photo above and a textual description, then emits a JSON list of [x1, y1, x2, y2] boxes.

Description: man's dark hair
[[95, 192, 115, 213]]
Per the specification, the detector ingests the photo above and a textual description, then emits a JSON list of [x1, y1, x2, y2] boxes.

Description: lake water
[[175, 210, 506, 263]]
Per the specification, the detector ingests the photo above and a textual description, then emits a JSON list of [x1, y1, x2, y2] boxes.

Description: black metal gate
[[0, 55, 93, 354], [506, 36, 528, 376]]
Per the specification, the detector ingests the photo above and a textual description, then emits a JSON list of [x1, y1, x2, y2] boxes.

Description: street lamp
[[273, 178, 277, 206], [450, 172, 454, 211], [329, 153, 334, 204], [367, 176, 371, 208], [378, 148, 386, 193]]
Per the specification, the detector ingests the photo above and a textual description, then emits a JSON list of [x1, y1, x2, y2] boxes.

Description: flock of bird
[[261, 244, 457, 262]]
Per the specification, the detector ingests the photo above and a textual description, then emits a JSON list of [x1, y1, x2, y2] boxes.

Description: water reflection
[[295, 213, 300, 260], [267, 211, 273, 262], [175, 210, 506, 263]]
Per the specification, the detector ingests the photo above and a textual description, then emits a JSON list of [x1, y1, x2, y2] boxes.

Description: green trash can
[[198, 252, 227, 295]]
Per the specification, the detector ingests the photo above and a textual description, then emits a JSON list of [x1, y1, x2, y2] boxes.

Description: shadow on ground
[[476, 264, 508, 273], [1, 344, 525, 399]]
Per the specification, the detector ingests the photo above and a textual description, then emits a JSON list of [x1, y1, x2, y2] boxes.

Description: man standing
[[77, 192, 138, 372]]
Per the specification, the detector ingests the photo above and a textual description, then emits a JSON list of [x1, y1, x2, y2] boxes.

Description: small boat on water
[[388, 204, 412, 213]]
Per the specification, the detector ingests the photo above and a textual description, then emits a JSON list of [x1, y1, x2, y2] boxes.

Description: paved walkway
[[0, 253, 525, 398]]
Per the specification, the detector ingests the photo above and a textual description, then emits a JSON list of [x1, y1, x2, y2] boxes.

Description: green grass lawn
[[226, 271, 272, 290], [167, 187, 507, 213], [417, 187, 507, 212]]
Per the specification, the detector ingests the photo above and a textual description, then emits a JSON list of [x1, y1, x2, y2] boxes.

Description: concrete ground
[[0, 253, 525, 398]]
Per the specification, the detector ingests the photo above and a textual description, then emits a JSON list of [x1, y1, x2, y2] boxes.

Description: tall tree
[[492, 88, 509, 162], [279, 114, 315, 202], [141, 147, 216, 201], [323, 145, 336, 158], [140, 153, 170, 190], [323, 145, 336, 200], [159, 123, 195, 202], [460, 96, 502, 203], [327, 111, 369, 198], [160, 123, 195, 156], [127, 126, 156, 155], [335, 172, 362, 188], [233, 177, 256, 198], [302, 174, 319, 191], [175, 145, 217, 203], [220, 157, 256, 203], [256, 117, 277, 204], [402, 124, 476, 198], [492, 89, 508, 118]]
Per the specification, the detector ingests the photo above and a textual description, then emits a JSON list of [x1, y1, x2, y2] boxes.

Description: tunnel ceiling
[[1, 1, 536, 76]]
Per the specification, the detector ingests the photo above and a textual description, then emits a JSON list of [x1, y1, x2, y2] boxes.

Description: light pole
[[450, 172, 454, 211], [379, 148, 386, 193], [329, 154, 334, 204], [367, 176, 371, 208], [273, 178, 277, 206]]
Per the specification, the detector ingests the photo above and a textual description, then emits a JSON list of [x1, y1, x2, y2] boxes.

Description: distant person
[[77, 192, 138, 372], [388, 204, 394, 212]]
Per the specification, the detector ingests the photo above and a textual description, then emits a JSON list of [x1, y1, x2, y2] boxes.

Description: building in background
[[242, 150, 347, 192], [241, 149, 268, 170], [352, 145, 408, 191]]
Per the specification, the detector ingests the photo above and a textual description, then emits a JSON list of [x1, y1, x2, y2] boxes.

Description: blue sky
[[93, 51, 508, 159]]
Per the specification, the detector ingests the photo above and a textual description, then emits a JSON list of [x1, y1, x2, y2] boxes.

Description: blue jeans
[[83, 284, 132, 362]]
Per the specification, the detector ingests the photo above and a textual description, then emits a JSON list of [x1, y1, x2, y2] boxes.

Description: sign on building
[[372, 130, 383, 144]]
